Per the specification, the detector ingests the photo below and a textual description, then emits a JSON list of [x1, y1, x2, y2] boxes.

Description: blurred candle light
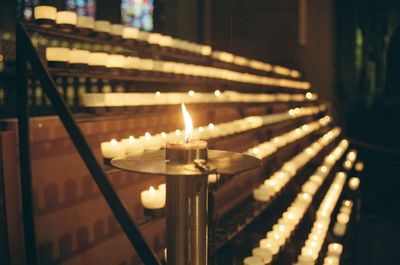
[[140, 186, 166, 209]]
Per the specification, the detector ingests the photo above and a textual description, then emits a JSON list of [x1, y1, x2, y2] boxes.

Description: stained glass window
[[66, 0, 96, 17], [121, 0, 154, 31]]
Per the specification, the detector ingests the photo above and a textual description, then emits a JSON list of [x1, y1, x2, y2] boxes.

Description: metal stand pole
[[16, 23, 38, 265], [166, 174, 208, 265]]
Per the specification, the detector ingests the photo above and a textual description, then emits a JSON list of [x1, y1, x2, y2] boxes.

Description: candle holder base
[[143, 208, 165, 218]]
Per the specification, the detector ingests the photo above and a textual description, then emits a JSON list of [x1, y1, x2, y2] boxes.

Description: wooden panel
[[0, 131, 25, 265]]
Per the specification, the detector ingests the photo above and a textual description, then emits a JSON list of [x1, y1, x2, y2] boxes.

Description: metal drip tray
[[111, 149, 260, 176]]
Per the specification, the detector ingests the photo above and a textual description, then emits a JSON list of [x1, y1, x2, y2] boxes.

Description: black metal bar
[[16, 23, 38, 265], [16, 22, 162, 265]]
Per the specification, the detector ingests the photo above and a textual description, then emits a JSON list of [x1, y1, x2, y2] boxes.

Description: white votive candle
[[323, 256, 340, 265], [252, 247, 272, 264], [34, 5, 57, 21], [56, 11, 77, 26], [143, 132, 161, 151], [123, 136, 144, 154], [69, 49, 90, 65], [333, 222, 347, 237], [337, 213, 350, 224], [89, 52, 108, 67], [355, 161, 364, 172], [327, 243, 343, 257], [243, 256, 263, 265], [253, 188, 271, 202], [94, 20, 111, 33], [100, 139, 125, 158], [348, 177, 360, 190], [140, 186, 166, 209], [259, 238, 279, 255], [46, 47, 70, 64], [158, 183, 166, 193], [208, 173, 219, 184], [77, 16, 94, 29]]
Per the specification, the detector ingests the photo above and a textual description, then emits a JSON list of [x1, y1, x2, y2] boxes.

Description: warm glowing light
[[161, 132, 167, 138], [181, 102, 193, 143], [214, 90, 221, 97], [128, 135, 135, 143], [111, 139, 118, 145], [145, 132, 151, 140], [188, 90, 195, 96], [155, 91, 161, 96], [149, 186, 155, 193]]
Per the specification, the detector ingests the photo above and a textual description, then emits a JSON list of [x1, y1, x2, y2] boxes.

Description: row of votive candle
[[321, 242, 344, 265], [294, 171, 347, 265], [45, 47, 310, 90], [82, 90, 317, 108], [252, 128, 345, 203], [140, 174, 219, 211], [34, 6, 211, 55], [34, 6, 303, 77], [100, 106, 324, 159], [333, 200, 353, 237], [247, 116, 331, 160], [211, 51, 301, 78], [343, 149, 358, 170], [244, 141, 348, 265]]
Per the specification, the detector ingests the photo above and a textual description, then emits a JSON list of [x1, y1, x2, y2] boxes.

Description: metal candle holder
[[112, 143, 260, 265]]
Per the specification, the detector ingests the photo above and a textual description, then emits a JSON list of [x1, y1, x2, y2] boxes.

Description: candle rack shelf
[[210, 143, 359, 265], [23, 23, 302, 80], [47, 67, 302, 94], [2, 17, 355, 265], [208, 137, 340, 258]]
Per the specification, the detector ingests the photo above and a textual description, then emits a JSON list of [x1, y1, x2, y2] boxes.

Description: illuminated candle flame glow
[[181, 102, 193, 143]]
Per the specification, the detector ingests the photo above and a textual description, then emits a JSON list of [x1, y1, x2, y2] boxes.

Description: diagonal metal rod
[[16, 22, 162, 265], [16, 22, 38, 265]]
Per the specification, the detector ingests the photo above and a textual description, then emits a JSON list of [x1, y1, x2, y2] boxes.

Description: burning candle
[[348, 177, 360, 190], [165, 103, 208, 164], [140, 186, 166, 209], [122, 136, 144, 154], [324, 256, 340, 265], [355, 161, 364, 172], [259, 238, 279, 255], [327, 243, 343, 257], [100, 139, 125, 159]]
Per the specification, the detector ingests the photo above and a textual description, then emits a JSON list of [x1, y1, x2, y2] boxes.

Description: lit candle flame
[[181, 102, 193, 143]]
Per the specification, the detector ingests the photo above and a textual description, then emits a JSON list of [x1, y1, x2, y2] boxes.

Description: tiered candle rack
[[6, 18, 352, 265]]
